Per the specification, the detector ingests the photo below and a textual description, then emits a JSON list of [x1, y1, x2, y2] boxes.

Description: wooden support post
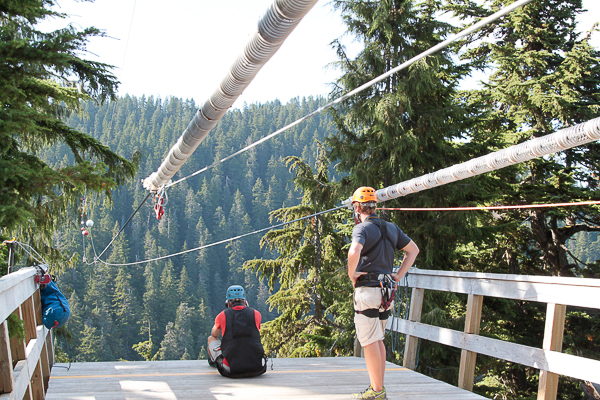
[[0, 320, 14, 394], [40, 340, 51, 391], [33, 291, 42, 324], [45, 331, 54, 367], [538, 303, 566, 400], [21, 297, 38, 343], [458, 294, 483, 391], [30, 360, 44, 400], [403, 288, 424, 370], [9, 308, 26, 368]]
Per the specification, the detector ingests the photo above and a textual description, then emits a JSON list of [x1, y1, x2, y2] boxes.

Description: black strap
[[355, 308, 391, 320], [360, 219, 394, 261]]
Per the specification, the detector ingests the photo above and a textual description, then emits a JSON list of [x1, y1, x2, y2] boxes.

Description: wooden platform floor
[[47, 357, 488, 400]]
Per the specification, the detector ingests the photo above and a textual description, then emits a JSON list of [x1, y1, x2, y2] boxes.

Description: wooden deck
[[46, 357, 487, 399]]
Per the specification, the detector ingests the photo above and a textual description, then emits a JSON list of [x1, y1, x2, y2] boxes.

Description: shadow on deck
[[46, 357, 487, 400]]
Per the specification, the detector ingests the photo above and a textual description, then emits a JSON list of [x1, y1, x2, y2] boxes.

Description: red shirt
[[215, 306, 261, 337]]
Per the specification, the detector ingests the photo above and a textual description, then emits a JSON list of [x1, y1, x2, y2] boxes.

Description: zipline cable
[[93, 192, 153, 261], [165, 0, 535, 189], [14, 241, 48, 266], [378, 200, 600, 212], [95, 205, 346, 267], [343, 117, 600, 207]]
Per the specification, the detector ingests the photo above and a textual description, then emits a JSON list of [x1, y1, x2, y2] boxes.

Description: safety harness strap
[[354, 308, 391, 320]]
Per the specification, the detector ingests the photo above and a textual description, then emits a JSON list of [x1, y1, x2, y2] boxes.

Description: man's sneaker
[[351, 385, 387, 399]]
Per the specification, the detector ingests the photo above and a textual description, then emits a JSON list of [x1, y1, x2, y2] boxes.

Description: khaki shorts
[[354, 286, 393, 347]]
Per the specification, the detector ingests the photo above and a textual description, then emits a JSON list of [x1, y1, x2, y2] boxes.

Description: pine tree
[[327, 0, 494, 270], [452, 0, 600, 277], [245, 146, 353, 357], [0, 0, 140, 267]]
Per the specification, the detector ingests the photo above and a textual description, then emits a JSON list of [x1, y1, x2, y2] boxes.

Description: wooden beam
[[45, 331, 54, 368], [388, 318, 600, 383], [537, 303, 566, 400], [0, 321, 14, 394], [21, 297, 37, 343], [29, 361, 44, 400], [459, 294, 483, 391], [405, 270, 600, 310], [9, 308, 25, 369], [40, 342, 50, 391], [0, 269, 38, 324], [403, 288, 424, 370]]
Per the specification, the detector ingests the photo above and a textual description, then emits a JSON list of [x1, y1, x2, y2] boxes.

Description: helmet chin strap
[[353, 204, 361, 225]]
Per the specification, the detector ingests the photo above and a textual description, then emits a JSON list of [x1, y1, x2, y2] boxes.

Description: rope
[[378, 200, 600, 212], [164, 0, 534, 189], [95, 205, 346, 266]]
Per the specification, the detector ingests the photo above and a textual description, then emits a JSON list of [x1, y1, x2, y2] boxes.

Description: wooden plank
[[44, 358, 488, 400], [0, 321, 13, 394], [459, 294, 483, 391], [403, 288, 424, 370], [32, 292, 42, 326], [389, 318, 600, 383], [45, 332, 54, 368], [406, 271, 600, 309], [407, 269, 600, 287], [21, 297, 37, 343], [538, 304, 566, 400], [8, 360, 29, 400], [29, 361, 44, 400], [9, 309, 25, 369], [0, 268, 38, 324], [40, 342, 50, 391]]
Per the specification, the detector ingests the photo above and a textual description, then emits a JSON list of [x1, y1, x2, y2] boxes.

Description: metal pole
[[4, 240, 15, 274]]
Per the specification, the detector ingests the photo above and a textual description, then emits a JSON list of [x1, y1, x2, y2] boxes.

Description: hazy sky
[[44, 0, 600, 107]]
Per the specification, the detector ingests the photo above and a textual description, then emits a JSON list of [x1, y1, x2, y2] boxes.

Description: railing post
[[0, 320, 14, 393], [10, 307, 26, 367], [458, 294, 483, 391], [538, 303, 566, 400], [403, 288, 424, 370]]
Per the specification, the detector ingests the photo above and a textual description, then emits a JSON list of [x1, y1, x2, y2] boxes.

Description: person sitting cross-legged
[[207, 285, 267, 378]]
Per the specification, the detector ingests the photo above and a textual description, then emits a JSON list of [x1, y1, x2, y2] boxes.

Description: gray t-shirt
[[351, 214, 411, 274]]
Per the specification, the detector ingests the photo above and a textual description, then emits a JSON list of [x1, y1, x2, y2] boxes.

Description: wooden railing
[[388, 269, 600, 400], [0, 268, 53, 400]]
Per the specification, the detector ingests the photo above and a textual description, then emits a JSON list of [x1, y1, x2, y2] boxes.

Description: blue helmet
[[226, 285, 245, 301]]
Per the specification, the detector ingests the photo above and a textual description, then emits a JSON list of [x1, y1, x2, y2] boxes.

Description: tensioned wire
[[164, 0, 534, 189], [88, 0, 535, 262], [378, 200, 600, 211], [94, 205, 347, 266], [91, 199, 595, 267]]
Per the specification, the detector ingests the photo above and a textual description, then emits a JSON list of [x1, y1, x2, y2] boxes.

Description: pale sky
[[44, 0, 600, 107]]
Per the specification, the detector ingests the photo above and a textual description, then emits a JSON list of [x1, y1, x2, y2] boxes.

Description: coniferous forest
[[2, 0, 600, 399]]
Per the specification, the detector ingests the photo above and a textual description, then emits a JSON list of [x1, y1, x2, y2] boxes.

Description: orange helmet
[[352, 186, 377, 203]]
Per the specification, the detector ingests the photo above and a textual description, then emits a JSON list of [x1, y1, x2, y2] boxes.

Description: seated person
[[207, 285, 267, 378]]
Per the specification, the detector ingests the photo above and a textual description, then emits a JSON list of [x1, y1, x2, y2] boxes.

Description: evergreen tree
[[452, 0, 600, 277], [449, 1, 600, 397], [327, 0, 493, 271], [245, 147, 353, 357], [0, 0, 140, 268]]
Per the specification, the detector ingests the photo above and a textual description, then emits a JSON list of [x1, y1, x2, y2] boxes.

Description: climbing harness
[[354, 274, 397, 320]]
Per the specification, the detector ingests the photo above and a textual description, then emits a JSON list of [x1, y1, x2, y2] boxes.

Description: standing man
[[348, 187, 419, 400], [207, 285, 267, 378]]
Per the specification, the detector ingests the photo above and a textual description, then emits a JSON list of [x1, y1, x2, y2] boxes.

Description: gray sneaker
[[351, 385, 387, 399]]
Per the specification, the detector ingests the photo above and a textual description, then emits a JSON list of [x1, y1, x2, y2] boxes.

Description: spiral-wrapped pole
[[143, 0, 319, 191], [342, 117, 600, 206]]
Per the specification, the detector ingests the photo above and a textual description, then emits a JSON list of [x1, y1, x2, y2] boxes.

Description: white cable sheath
[[143, 0, 319, 191], [342, 117, 600, 207]]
